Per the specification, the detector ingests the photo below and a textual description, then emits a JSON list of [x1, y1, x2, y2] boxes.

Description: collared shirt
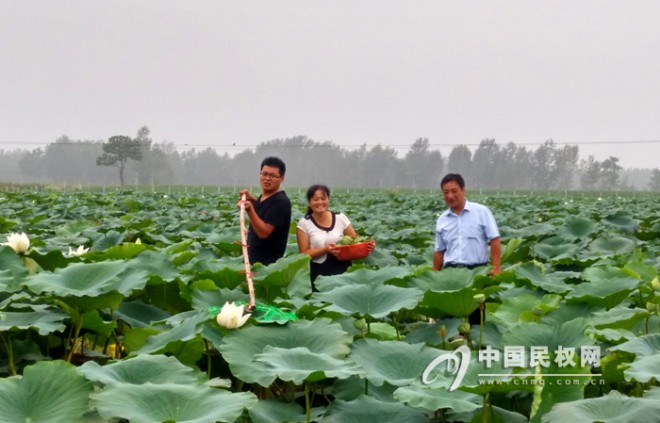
[[435, 199, 500, 266]]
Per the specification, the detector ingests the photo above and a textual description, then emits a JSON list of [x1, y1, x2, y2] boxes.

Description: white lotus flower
[[68, 245, 89, 257], [216, 301, 251, 329], [2, 232, 30, 254]]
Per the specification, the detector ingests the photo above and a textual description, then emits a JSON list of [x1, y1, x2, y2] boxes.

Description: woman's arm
[[343, 224, 358, 238], [297, 228, 332, 259]]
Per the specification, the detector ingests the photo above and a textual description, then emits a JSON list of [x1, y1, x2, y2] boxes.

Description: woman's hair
[[305, 184, 330, 217]]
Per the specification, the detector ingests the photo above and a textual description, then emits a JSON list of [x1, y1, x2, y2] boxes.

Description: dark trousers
[[443, 262, 487, 269], [310, 255, 351, 291]]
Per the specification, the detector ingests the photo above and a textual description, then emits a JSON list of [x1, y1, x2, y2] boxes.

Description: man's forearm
[[490, 237, 502, 273], [433, 251, 444, 271]]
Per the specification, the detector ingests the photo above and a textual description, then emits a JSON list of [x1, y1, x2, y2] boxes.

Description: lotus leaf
[[490, 292, 544, 329], [315, 267, 412, 292], [602, 211, 638, 233], [412, 268, 490, 316], [513, 262, 575, 293], [367, 322, 399, 340], [25, 260, 149, 297], [393, 383, 481, 413], [565, 267, 642, 309], [586, 235, 636, 258], [0, 360, 93, 423], [449, 405, 529, 423], [0, 248, 27, 289], [622, 354, 660, 383], [528, 361, 592, 423], [644, 386, 660, 399], [248, 399, 306, 423], [590, 306, 649, 330], [89, 242, 144, 260], [218, 318, 353, 386], [321, 395, 428, 423], [349, 339, 441, 386], [609, 333, 660, 357], [90, 230, 125, 250], [26, 249, 69, 271], [81, 309, 117, 337], [501, 318, 592, 353], [333, 375, 398, 401], [543, 391, 660, 423], [127, 249, 181, 281], [91, 382, 257, 423], [80, 353, 207, 385], [115, 299, 172, 328], [532, 239, 579, 263], [135, 309, 209, 355], [557, 216, 598, 241], [252, 253, 311, 300], [254, 345, 364, 384], [511, 222, 556, 238], [0, 307, 68, 335], [314, 281, 423, 318]]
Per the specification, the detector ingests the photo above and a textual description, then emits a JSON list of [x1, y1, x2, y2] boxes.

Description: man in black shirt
[[239, 157, 292, 265]]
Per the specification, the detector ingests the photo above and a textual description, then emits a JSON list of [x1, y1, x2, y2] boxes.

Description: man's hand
[[238, 189, 257, 211], [237, 197, 252, 211], [238, 189, 257, 203]]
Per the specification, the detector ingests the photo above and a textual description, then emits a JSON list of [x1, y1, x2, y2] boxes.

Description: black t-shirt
[[247, 190, 292, 265]]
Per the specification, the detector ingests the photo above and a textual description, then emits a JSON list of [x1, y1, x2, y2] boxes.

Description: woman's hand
[[367, 240, 376, 252], [326, 243, 339, 256]]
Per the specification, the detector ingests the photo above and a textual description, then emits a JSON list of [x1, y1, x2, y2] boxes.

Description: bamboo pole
[[239, 194, 256, 310]]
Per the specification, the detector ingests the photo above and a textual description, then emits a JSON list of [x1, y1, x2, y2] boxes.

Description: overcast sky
[[1, 1, 659, 169]]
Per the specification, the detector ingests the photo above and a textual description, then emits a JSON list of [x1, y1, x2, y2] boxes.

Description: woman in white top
[[296, 184, 359, 291]]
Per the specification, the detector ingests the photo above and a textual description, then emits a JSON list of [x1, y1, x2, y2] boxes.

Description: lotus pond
[[0, 189, 659, 423]]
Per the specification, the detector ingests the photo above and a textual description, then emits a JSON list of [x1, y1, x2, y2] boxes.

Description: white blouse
[[297, 212, 351, 263]]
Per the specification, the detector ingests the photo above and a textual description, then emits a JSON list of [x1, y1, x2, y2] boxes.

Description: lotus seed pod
[[438, 325, 448, 338], [651, 277, 660, 291], [354, 318, 367, 330], [458, 322, 471, 335], [473, 294, 486, 304]]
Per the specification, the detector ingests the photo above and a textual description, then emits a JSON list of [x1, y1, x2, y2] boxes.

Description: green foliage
[[543, 391, 660, 423], [0, 361, 93, 423], [0, 189, 659, 422]]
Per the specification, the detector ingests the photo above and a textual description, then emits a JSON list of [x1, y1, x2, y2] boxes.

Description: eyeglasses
[[260, 171, 281, 179]]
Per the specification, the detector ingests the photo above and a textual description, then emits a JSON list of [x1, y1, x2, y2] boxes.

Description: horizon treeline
[[0, 127, 659, 191]]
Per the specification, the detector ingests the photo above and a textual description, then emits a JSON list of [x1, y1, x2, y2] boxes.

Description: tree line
[[1, 126, 659, 191]]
